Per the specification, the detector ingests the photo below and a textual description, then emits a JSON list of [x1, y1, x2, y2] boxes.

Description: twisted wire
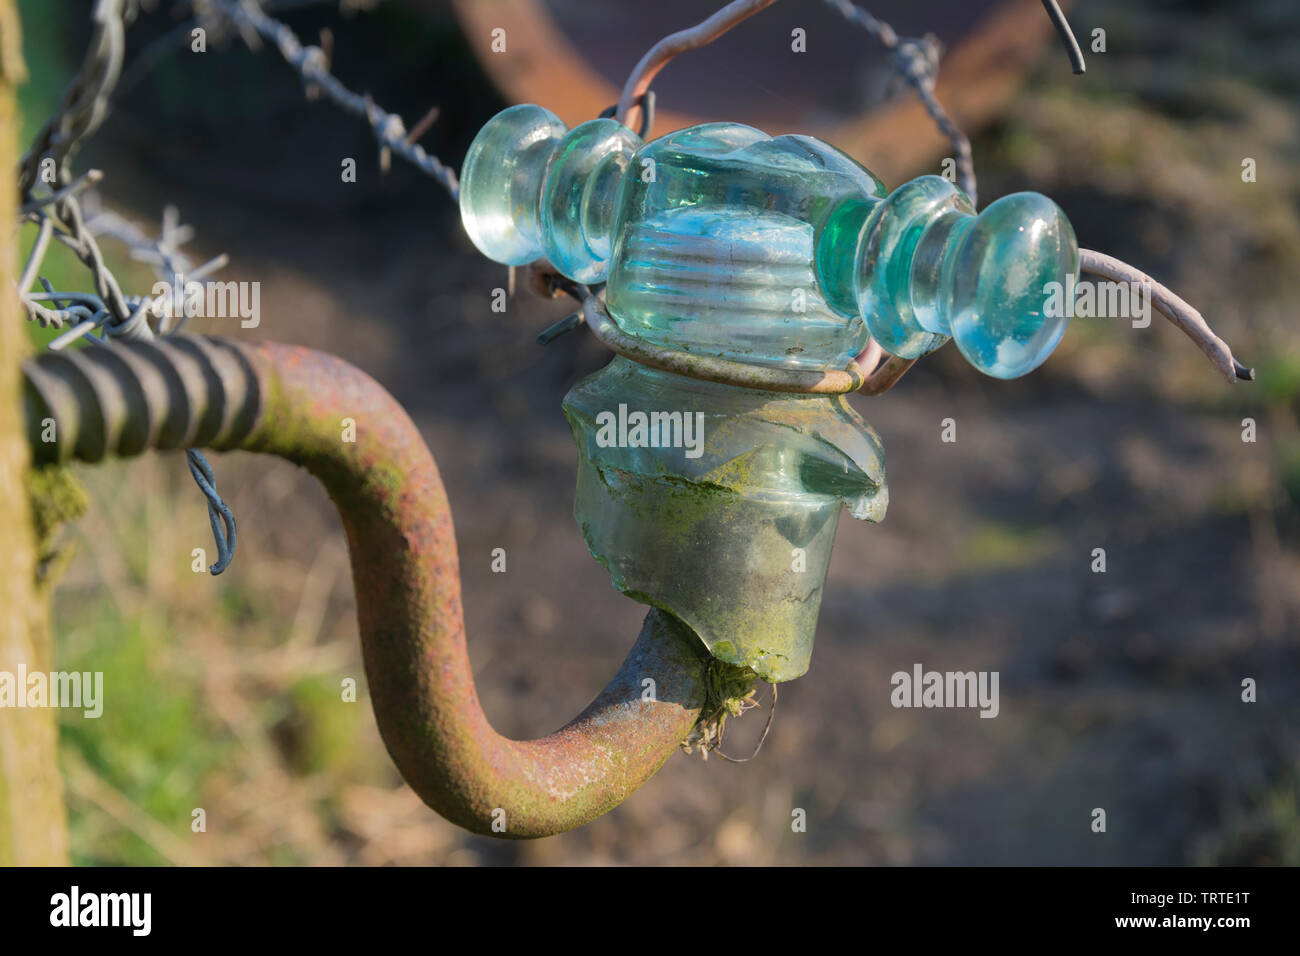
[[15, 0, 240, 572]]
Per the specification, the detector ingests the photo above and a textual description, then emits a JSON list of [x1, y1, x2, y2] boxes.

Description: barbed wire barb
[[14, 0, 1254, 595], [201, 0, 460, 198], [823, 0, 977, 205], [14, 0, 238, 573]]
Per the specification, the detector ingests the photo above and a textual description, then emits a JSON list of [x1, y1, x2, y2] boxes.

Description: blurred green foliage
[[59, 604, 232, 865]]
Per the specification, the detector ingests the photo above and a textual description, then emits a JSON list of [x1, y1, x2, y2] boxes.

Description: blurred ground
[[22, 0, 1300, 864]]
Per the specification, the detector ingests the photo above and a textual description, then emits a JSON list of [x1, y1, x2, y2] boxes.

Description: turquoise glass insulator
[[939, 192, 1079, 379], [908, 209, 975, 335], [459, 104, 568, 265], [845, 175, 972, 359], [816, 176, 1078, 377], [460, 106, 1080, 379], [539, 119, 642, 284], [605, 123, 884, 371], [814, 195, 880, 318]]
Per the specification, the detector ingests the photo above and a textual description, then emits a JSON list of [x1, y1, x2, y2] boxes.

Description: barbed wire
[[13, 0, 471, 578], [13, 0, 1249, 600], [822, 0, 977, 205], [15, 0, 238, 573], [562, 0, 1250, 389], [200, 0, 459, 197], [822, 0, 1089, 208], [819, 0, 1248, 382], [201, 0, 1246, 384]]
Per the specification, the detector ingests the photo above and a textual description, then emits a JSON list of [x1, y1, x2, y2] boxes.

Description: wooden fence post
[[0, 0, 70, 866]]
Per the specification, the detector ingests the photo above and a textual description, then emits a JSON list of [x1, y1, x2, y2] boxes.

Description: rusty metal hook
[[23, 336, 714, 838]]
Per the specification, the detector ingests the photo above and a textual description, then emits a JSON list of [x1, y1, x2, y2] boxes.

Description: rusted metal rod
[[23, 336, 711, 838], [543, 268, 916, 397], [1079, 249, 1254, 382], [857, 354, 918, 395], [616, 0, 781, 132], [581, 293, 867, 394]]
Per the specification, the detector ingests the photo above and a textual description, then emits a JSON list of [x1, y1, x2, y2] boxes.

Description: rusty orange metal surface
[[24, 337, 711, 838]]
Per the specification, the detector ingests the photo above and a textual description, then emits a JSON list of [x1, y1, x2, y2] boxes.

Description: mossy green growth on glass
[[562, 357, 886, 683]]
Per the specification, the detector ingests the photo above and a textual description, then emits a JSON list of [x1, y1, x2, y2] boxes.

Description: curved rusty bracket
[[23, 336, 711, 838], [534, 264, 916, 396]]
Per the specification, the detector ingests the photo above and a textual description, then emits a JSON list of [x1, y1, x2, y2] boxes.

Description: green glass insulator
[[908, 208, 975, 335], [814, 195, 880, 318], [563, 356, 887, 683], [817, 177, 1078, 377], [539, 119, 642, 284], [938, 192, 1079, 379], [849, 175, 973, 359], [605, 123, 884, 371], [459, 104, 567, 265], [459, 106, 1080, 379]]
